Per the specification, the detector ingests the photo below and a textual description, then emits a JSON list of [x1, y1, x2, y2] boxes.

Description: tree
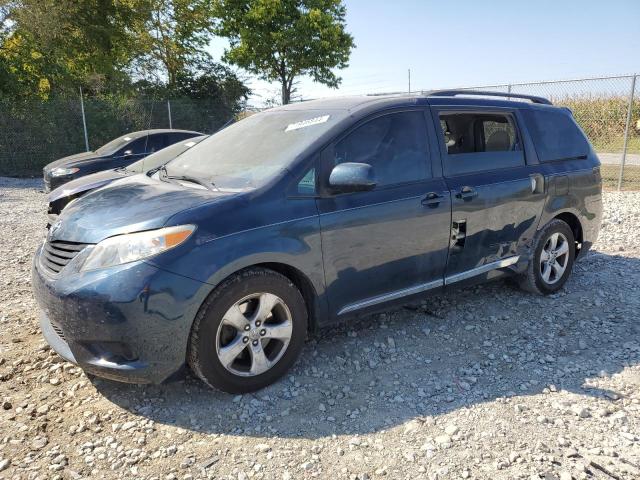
[[133, 61, 250, 126], [0, 0, 225, 97], [133, 0, 216, 88], [213, 0, 355, 104], [0, 0, 140, 97]]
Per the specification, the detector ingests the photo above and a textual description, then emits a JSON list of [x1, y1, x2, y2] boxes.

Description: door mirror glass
[[328, 162, 376, 193]]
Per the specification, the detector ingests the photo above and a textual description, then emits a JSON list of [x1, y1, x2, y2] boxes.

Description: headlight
[[50, 167, 80, 177], [80, 225, 196, 271]]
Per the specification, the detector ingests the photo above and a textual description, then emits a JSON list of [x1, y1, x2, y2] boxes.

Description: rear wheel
[[188, 268, 307, 393], [519, 219, 575, 295]]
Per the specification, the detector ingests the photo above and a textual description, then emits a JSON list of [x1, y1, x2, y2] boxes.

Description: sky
[[207, 0, 640, 106]]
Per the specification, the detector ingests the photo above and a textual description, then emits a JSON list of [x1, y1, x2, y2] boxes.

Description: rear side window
[[334, 111, 430, 186], [438, 112, 524, 176], [169, 132, 195, 143], [122, 137, 148, 155], [522, 108, 590, 162], [146, 134, 168, 153]]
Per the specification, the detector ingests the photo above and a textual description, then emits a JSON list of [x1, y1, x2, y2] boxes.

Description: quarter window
[[334, 111, 430, 186], [298, 168, 316, 194], [438, 112, 525, 175], [522, 108, 590, 162]]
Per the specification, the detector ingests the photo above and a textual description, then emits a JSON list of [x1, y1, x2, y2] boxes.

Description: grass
[[601, 164, 640, 190], [592, 136, 640, 154]]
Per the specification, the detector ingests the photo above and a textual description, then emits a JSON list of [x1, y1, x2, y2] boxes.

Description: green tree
[[0, 0, 225, 97], [213, 0, 355, 104], [0, 0, 141, 97], [133, 0, 216, 88]]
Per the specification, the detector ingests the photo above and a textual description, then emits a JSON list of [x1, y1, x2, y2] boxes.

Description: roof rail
[[429, 90, 552, 105]]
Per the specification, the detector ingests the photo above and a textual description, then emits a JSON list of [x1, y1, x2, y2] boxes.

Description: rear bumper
[[32, 247, 211, 384]]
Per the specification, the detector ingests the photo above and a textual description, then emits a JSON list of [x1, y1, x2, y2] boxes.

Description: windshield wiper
[[158, 165, 219, 191]]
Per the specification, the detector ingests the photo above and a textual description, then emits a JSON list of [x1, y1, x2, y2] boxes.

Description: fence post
[[79, 87, 90, 152], [167, 100, 173, 129], [618, 74, 637, 191]]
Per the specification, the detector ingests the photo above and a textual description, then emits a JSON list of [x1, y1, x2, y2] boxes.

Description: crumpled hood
[[49, 175, 236, 244], [47, 169, 127, 204], [44, 151, 103, 171]]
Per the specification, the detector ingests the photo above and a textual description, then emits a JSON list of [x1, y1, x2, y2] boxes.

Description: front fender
[[147, 213, 328, 323]]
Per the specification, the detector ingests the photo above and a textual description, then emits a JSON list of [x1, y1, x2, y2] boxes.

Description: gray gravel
[[1, 177, 639, 480]]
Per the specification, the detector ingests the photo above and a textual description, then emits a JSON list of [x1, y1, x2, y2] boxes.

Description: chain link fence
[[0, 95, 238, 176], [445, 74, 640, 190], [1, 75, 638, 189]]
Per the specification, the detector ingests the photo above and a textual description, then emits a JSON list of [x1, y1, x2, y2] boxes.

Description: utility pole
[[79, 87, 90, 152], [408, 69, 411, 93], [618, 74, 637, 190]]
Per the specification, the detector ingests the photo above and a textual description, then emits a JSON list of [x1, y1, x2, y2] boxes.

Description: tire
[[188, 268, 307, 393], [518, 219, 576, 295]]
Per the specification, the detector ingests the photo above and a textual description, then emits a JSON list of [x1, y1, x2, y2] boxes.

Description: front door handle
[[421, 192, 444, 207], [456, 186, 477, 200]]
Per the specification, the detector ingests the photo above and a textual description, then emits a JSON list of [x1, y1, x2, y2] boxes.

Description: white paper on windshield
[[285, 115, 330, 132]]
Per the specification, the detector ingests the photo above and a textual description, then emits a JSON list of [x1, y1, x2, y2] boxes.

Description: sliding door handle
[[421, 192, 444, 207], [456, 186, 477, 200]]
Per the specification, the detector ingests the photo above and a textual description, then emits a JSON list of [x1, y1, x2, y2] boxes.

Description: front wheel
[[518, 219, 576, 295], [188, 268, 307, 393]]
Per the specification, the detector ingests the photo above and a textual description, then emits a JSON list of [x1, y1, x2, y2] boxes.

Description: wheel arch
[[552, 211, 584, 257], [202, 256, 325, 333], [256, 262, 321, 332]]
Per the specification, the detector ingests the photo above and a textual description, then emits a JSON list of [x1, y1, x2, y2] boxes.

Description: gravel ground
[[0, 177, 639, 480]]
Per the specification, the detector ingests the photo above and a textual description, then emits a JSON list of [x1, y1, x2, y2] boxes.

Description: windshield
[[127, 135, 208, 173], [95, 133, 143, 156], [164, 109, 342, 190]]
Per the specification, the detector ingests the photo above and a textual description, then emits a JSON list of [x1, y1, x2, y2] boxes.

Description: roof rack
[[429, 90, 552, 105]]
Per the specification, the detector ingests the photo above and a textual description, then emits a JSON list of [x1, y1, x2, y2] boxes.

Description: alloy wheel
[[215, 292, 293, 377], [539, 232, 570, 285]]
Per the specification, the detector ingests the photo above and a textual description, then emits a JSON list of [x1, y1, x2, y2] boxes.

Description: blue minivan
[[32, 91, 602, 393]]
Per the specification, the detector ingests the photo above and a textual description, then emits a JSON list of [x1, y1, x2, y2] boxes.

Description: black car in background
[[46, 135, 208, 223], [42, 129, 202, 191]]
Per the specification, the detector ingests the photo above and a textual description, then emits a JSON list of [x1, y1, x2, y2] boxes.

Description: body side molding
[[444, 256, 520, 285], [338, 255, 521, 316]]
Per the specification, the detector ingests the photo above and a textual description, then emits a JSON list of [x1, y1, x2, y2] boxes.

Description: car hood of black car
[[44, 151, 104, 171], [47, 169, 127, 204], [48, 175, 236, 244]]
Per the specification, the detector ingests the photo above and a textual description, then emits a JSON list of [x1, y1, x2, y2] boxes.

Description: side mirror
[[328, 162, 376, 194], [123, 150, 133, 158]]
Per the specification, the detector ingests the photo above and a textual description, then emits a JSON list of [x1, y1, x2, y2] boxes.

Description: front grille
[[42, 240, 90, 274]]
